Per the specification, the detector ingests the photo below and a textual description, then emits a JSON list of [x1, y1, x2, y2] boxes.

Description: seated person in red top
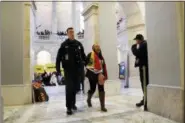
[[85, 44, 108, 112]]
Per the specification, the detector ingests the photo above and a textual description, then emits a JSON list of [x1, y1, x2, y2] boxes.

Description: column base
[[94, 80, 121, 97], [84, 79, 121, 97], [1, 84, 32, 106], [129, 76, 141, 88], [0, 96, 3, 123], [147, 84, 184, 123]]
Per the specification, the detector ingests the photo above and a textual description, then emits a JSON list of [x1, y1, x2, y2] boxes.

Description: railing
[[77, 34, 84, 39], [35, 35, 68, 42], [34, 34, 84, 43]]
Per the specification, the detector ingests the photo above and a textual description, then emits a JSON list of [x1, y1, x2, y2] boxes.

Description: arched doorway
[[117, 2, 145, 88], [37, 50, 52, 65]]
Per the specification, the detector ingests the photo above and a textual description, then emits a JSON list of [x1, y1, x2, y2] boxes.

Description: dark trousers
[[139, 66, 149, 94], [76, 67, 85, 92], [80, 68, 85, 92], [64, 70, 78, 109], [87, 70, 104, 94]]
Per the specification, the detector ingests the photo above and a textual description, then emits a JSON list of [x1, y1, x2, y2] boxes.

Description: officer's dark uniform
[[56, 39, 86, 111], [76, 66, 85, 93], [131, 34, 149, 107]]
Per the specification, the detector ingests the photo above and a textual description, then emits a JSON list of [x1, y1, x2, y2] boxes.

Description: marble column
[[98, 2, 119, 80], [82, 2, 99, 54], [30, 2, 37, 81], [98, 2, 121, 96], [0, 4, 3, 123], [52, 1, 57, 34], [82, 2, 121, 96], [82, 3, 99, 95], [145, 2, 184, 123], [0, 2, 32, 106], [72, 2, 76, 32], [72, 2, 81, 38], [72, 2, 83, 34]]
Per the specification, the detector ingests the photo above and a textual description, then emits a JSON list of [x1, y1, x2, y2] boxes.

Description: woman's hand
[[98, 73, 105, 85]]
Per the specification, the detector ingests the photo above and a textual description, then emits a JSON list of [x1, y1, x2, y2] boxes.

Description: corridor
[[0, 1, 184, 123], [4, 87, 178, 123]]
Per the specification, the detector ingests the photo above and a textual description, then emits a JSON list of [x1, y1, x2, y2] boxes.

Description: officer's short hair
[[66, 27, 73, 33]]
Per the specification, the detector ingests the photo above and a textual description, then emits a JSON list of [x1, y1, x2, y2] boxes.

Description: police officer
[[56, 27, 86, 115], [131, 34, 149, 109]]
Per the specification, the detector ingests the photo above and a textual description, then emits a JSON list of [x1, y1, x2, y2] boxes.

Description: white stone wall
[[35, 2, 74, 32], [56, 2, 73, 31], [36, 2, 52, 31]]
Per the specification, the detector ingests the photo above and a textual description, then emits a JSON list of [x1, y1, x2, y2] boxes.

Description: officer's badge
[[65, 54, 69, 60]]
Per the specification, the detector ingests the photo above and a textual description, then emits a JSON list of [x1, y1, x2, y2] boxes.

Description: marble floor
[[4, 86, 178, 123]]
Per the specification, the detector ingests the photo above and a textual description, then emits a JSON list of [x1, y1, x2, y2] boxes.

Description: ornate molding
[[31, 1, 37, 10], [82, 3, 99, 21], [127, 23, 145, 30]]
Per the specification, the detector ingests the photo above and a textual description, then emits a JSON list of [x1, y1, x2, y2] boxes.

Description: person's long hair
[[92, 44, 103, 60]]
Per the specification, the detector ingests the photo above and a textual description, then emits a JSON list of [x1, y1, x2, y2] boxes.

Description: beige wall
[[146, 2, 184, 122], [145, 2, 181, 87], [0, 2, 24, 85], [176, 2, 184, 90], [0, 2, 32, 106], [0, 3, 3, 122]]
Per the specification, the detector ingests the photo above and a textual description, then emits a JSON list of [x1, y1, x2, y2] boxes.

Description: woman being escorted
[[85, 44, 108, 112]]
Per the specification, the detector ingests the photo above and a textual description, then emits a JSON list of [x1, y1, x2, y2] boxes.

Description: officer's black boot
[[136, 99, 144, 107], [144, 100, 148, 111], [72, 105, 77, 111], [87, 92, 93, 107], [66, 108, 73, 115]]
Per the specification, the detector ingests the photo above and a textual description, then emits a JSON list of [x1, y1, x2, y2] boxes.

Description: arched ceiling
[[117, 2, 145, 26], [119, 2, 140, 17]]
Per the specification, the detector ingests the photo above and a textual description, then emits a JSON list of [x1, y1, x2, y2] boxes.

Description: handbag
[[98, 73, 105, 85]]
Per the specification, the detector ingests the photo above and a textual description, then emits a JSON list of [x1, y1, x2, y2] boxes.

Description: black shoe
[[136, 100, 144, 107], [72, 105, 77, 111], [101, 107, 108, 112], [66, 109, 73, 115], [144, 101, 148, 111], [144, 105, 148, 111], [87, 92, 93, 107], [87, 99, 92, 107]]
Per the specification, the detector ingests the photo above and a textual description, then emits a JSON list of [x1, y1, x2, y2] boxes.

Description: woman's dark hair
[[98, 51, 103, 60]]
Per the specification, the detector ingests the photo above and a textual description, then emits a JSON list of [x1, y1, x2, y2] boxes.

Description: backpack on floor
[[32, 82, 49, 102]]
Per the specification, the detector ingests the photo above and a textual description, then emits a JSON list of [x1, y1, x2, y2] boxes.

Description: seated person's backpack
[[32, 82, 49, 102]]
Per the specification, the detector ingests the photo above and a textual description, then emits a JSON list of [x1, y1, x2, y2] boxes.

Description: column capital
[[82, 2, 98, 21]]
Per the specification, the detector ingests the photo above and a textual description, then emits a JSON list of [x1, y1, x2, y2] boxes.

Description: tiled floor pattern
[[4, 87, 178, 123]]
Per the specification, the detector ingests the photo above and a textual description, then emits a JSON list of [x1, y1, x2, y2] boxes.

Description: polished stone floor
[[4, 86, 178, 123]]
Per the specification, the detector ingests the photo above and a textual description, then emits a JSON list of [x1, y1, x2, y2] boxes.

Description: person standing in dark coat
[[131, 34, 149, 109], [56, 27, 86, 115]]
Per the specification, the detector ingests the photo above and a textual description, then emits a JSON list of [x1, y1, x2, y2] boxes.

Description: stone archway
[[118, 2, 145, 45], [117, 2, 145, 87]]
